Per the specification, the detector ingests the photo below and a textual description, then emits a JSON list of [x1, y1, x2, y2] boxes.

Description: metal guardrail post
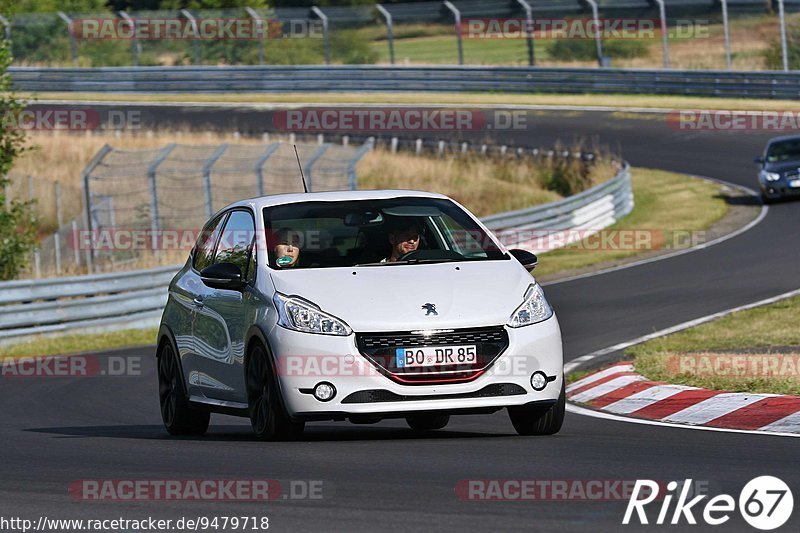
[[310, 6, 330, 65], [118, 11, 138, 66], [254, 142, 281, 196], [583, 0, 604, 67], [347, 139, 374, 190], [202, 144, 228, 219], [777, 0, 789, 71], [653, 0, 670, 68], [721, 0, 732, 70], [0, 15, 11, 43], [245, 7, 266, 65], [515, 0, 535, 66], [442, 1, 464, 65], [180, 9, 201, 65], [376, 4, 395, 65], [305, 144, 330, 192], [56, 12, 78, 65], [147, 144, 176, 253]]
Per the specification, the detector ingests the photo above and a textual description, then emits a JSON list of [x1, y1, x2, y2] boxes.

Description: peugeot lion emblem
[[422, 303, 438, 316]]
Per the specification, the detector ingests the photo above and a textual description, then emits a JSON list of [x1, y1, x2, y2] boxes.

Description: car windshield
[[263, 197, 507, 269], [766, 139, 800, 163]]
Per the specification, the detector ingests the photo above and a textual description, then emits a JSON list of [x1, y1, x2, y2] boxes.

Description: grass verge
[[23, 91, 800, 112], [629, 295, 800, 395], [1, 328, 158, 359], [533, 168, 729, 277]]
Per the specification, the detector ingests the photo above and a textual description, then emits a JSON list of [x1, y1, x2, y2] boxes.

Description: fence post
[[34, 250, 41, 278], [515, 0, 535, 66], [245, 7, 266, 65], [55, 181, 63, 227], [310, 6, 330, 65], [54, 231, 62, 274], [147, 144, 176, 255], [583, 0, 604, 67], [777, 0, 789, 71], [202, 144, 229, 219], [118, 11, 139, 66], [442, 1, 464, 65], [80, 144, 113, 273], [376, 4, 395, 64], [721, 0, 732, 69], [57, 12, 78, 65], [347, 139, 374, 190], [71, 219, 81, 267], [27, 175, 34, 203], [180, 9, 201, 65], [254, 142, 281, 196], [653, 0, 670, 68]]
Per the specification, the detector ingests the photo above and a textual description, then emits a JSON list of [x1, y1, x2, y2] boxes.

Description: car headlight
[[759, 170, 781, 182], [273, 293, 352, 336], [507, 284, 553, 328]]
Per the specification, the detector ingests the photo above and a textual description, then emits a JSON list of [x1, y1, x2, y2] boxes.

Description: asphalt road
[[2, 107, 798, 532]]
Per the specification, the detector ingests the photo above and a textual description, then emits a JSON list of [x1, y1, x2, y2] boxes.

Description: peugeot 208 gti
[[157, 190, 564, 440]]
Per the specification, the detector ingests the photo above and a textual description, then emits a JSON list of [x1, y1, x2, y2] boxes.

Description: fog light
[[530, 372, 548, 391], [313, 382, 336, 402]]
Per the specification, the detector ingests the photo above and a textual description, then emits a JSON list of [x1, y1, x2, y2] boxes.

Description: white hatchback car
[[157, 190, 564, 440]]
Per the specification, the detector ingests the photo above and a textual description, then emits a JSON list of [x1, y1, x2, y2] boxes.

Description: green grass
[[534, 168, 729, 277], [1, 328, 158, 358], [629, 295, 800, 395]]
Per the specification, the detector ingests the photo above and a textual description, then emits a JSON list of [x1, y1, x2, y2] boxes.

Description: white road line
[[563, 286, 800, 375], [545, 176, 766, 287], [604, 384, 692, 415], [566, 402, 800, 438], [758, 411, 800, 433], [569, 375, 645, 403], [662, 393, 769, 425], [566, 363, 633, 393]]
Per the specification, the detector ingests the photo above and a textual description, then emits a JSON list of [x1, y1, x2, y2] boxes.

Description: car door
[[191, 209, 257, 403], [172, 212, 226, 373]]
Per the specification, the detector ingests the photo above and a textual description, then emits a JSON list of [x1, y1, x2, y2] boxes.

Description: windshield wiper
[[353, 258, 461, 267]]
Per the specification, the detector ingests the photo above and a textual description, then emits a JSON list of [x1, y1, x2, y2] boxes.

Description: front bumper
[[267, 316, 563, 419]]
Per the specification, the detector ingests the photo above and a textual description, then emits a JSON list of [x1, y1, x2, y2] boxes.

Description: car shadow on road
[[24, 424, 518, 442]]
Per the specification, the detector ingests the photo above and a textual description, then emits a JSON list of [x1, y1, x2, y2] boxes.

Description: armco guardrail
[[0, 165, 632, 345], [10, 66, 800, 99]]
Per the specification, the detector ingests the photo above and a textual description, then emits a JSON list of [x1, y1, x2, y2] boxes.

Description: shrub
[[764, 25, 800, 70], [548, 39, 649, 62]]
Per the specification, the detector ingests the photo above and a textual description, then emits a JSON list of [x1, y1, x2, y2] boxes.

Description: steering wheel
[[397, 250, 424, 261]]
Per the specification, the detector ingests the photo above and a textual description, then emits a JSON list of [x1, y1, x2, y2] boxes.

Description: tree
[[0, 40, 37, 281]]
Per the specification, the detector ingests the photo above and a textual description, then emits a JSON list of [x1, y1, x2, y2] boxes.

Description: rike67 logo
[[624, 476, 793, 530]]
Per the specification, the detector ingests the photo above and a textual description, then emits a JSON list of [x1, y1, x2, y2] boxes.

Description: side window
[[193, 214, 226, 272], [214, 210, 256, 281]]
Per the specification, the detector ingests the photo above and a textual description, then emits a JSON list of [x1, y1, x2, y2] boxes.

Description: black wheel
[[246, 342, 304, 441], [406, 414, 450, 431], [157, 340, 210, 436], [761, 194, 773, 205], [508, 381, 565, 436]]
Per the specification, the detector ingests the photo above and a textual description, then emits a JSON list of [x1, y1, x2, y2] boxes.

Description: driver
[[382, 220, 422, 263], [273, 227, 301, 268]]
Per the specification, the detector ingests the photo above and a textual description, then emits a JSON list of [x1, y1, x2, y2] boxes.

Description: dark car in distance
[[755, 135, 800, 203]]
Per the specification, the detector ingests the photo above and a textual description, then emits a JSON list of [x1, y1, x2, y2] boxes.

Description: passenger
[[382, 221, 421, 263], [274, 227, 301, 268]]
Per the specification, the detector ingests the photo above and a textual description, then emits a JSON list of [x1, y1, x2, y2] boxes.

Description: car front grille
[[355, 326, 509, 385]]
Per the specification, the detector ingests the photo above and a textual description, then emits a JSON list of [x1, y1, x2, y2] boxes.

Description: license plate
[[396, 345, 477, 368], [790, 179, 800, 188]]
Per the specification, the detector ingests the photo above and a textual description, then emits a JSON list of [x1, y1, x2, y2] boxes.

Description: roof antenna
[[293, 144, 309, 193]]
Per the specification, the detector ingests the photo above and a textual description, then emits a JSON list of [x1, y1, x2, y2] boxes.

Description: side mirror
[[200, 262, 245, 291], [509, 249, 538, 272], [754, 156, 765, 165]]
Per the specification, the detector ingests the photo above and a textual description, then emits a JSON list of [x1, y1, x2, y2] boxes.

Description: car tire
[[246, 342, 305, 441], [507, 381, 565, 436], [157, 340, 210, 436], [761, 194, 773, 205], [406, 414, 450, 431]]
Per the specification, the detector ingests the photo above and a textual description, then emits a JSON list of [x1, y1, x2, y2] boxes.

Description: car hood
[[269, 260, 534, 332], [764, 160, 800, 174]]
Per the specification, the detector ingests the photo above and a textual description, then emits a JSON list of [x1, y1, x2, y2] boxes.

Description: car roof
[[767, 134, 800, 145], [225, 189, 452, 211]]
